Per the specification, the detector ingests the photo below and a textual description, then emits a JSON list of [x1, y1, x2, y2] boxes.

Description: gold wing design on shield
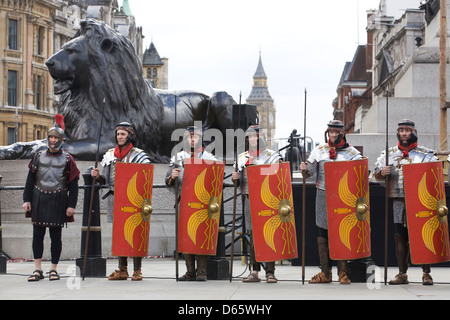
[[418, 172, 437, 211], [417, 171, 448, 255], [261, 169, 296, 254], [339, 171, 359, 208], [194, 168, 212, 205], [187, 169, 211, 244], [186, 166, 223, 249], [422, 216, 440, 255], [124, 172, 144, 248], [338, 171, 358, 250], [263, 215, 282, 252], [337, 170, 370, 252], [339, 214, 358, 251], [261, 174, 279, 211]]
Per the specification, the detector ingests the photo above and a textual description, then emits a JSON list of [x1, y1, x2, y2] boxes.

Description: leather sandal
[[243, 272, 261, 283], [308, 271, 331, 284], [48, 270, 60, 281], [28, 270, 44, 282], [389, 273, 409, 285], [131, 269, 143, 281], [108, 267, 128, 280], [338, 271, 351, 284], [422, 273, 433, 285], [266, 273, 278, 283]]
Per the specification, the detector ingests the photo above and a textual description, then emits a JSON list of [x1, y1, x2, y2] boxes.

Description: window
[[7, 127, 16, 144], [36, 75, 41, 110], [147, 68, 151, 79], [8, 70, 18, 106], [37, 27, 44, 55], [153, 68, 157, 78], [8, 19, 18, 50]]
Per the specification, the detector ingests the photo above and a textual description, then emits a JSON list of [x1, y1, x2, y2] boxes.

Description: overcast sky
[[124, 0, 418, 146]]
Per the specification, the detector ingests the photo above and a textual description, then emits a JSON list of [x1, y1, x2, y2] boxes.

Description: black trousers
[[32, 224, 62, 265]]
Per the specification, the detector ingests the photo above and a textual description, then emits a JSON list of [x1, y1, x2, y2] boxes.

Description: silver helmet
[[47, 114, 65, 150]]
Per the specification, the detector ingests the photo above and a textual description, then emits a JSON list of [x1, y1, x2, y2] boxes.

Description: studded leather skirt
[[31, 186, 68, 227]]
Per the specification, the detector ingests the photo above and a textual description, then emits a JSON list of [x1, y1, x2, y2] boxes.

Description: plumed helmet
[[47, 114, 65, 150], [47, 114, 65, 140]]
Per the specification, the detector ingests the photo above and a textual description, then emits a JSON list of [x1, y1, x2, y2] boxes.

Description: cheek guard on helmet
[[47, 115, 65, 150]]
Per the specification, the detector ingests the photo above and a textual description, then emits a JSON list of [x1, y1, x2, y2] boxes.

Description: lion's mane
[[57, 19, 164, 157]]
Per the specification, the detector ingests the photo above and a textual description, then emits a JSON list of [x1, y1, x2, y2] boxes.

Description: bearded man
[[374, 119, 438, 285], [300, 120, 362, 284]]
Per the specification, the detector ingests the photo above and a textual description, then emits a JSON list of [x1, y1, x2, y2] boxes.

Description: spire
[[247, 52, 272, 101], [253, 51, 267, 79], [121, 0, 133, 16], [143, 41, 163, 66]]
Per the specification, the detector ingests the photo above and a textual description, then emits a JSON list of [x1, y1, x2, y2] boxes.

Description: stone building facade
[[143, 41, 169, 90], [0, 0, 164, 146], [342, 0, 450, 171]]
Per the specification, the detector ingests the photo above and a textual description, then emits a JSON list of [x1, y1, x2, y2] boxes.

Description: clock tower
[[246, 53, 276, 144]]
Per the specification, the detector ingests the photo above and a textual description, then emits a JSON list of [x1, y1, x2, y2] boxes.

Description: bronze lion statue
[[0, 19, 234, 162]]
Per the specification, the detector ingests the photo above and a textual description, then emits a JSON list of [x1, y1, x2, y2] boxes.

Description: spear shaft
[[302, 88, 307, 284], [82, 98, 105, 280], [230, 92, 242, 282], [384, 88, 390, 285]]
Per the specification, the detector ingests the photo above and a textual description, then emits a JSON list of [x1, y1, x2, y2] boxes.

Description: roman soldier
[[231, 125, 282, 283], [374, 119, 438, 285], [300, 120, 362, 284], [166, 126, 217, 281], [91, 122, 151, 281], [23, 115, 80, 282]]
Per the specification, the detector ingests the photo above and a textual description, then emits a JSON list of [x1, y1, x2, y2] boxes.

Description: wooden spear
[[229, 92, 242, 282], [384, 88, 389, 285], [302, 88, 307, 284], [82, 98, 105, 281]]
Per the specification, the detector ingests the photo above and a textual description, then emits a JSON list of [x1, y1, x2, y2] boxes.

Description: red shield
[[178, 159, 225, 255], [247, 162, 298, 262], [324, 158, 371, 260], [403, 162, 450, 264], [112, 162, 154, 257]]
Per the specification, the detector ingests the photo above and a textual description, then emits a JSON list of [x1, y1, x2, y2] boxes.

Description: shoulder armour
[[101, 148, 116, 167]]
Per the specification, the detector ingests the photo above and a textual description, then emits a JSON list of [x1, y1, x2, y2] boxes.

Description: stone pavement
[[1, 258, 450, 302]]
